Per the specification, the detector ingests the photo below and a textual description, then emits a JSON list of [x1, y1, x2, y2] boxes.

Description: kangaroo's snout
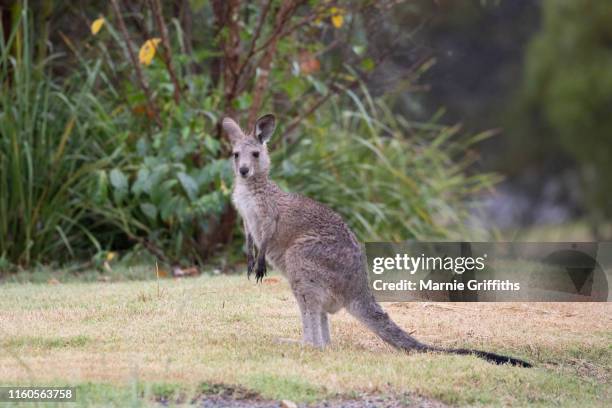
[[239, 166, 249, 177]]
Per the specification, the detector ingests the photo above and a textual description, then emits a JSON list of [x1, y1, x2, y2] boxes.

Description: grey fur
[[224, 115, 531, 367]]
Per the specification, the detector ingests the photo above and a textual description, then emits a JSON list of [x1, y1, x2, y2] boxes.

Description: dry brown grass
[[0, 274, 610, 406]]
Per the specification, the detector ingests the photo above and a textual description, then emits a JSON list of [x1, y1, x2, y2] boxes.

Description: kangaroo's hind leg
[[296, 293, 325, 347], [288, 269, 329, 347], [285, 245, 333, 348]]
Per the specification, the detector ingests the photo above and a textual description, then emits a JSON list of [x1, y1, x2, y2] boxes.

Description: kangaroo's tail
[[347, 296, 531, 368]]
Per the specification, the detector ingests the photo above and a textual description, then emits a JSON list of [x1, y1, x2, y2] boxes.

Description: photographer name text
[[372, 279, 520, 291], [370, 254, 520, 292]]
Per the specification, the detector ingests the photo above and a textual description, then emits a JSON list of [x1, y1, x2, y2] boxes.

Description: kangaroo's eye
[[233, 152, 239, 159], [252, 151, 260, 158]]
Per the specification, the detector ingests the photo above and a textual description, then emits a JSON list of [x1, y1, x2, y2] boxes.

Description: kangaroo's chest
[[232, 185, 266, 247]]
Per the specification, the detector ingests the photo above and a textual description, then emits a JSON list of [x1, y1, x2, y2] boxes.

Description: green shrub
[[72, 27, 234, 265], [84, 104, 233, 264], [0, 6, 114, 270]]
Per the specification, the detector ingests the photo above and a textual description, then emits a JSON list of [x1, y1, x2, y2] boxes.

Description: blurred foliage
[[522, 0, 612, 226], [0, 0, 500, 272], [277, 94, 498, 241]]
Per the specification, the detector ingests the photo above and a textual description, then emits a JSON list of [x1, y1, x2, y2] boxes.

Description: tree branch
[[238, 0, 271, 76], [150, 0, 182, 104], [247, 0, 302, 127], [251, 1, 334, 56], [277, 30, 416, 148], [229, 0, 272, 98], [110, 0, 162, 128], [211, 0, 242, 114]]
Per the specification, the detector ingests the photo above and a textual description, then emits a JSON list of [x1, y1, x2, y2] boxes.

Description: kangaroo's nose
[[239, 167, 249, 176]]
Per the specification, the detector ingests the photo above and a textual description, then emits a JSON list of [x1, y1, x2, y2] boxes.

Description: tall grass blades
[[0, 5, 109, 271]]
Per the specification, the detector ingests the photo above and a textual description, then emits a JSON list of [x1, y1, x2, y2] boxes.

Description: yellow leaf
[[220, 180, 230, 195], [106, 251, 117, 262], [91, 17, 105, 35], [330, 7, 344, 28], [139, 38, 161, 66]]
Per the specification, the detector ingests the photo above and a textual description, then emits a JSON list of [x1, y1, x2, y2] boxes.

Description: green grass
[[4, 335, 92, 349], [1, 263, 160, 284], [0, 273, 610, 407]]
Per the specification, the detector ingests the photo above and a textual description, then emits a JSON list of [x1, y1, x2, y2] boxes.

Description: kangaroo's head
[[222, 114, 276, 181]]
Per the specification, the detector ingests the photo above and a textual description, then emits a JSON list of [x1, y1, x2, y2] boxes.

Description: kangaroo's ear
[[222, 117, 243, 144], [254, 114, 276, 144]]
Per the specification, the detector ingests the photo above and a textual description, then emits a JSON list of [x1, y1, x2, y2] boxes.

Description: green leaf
[[233, 93, 252, 110], [150, 179, 176, 205], [93, 170, 109, 204], [160, 197, 178, 222], [360, 57, 375, 72], [281, 76, 307, 99], [132, 168, 151, 196], [195, 191, 224, 215], [110, 168, 128, 202], [140, 202, 158, 220], [177, 172, 199, 201], [204, 135, 220, 155], [109, 169, 128, 191], [136, 138, 148, 156], [308, 76, 328, 95], [352, 45, 366, 56]]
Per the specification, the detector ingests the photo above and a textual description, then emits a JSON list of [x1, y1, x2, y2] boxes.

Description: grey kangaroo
[[223, 114, 531, 367]]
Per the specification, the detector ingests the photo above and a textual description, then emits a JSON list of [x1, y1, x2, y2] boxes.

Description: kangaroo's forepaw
[[255, 258, 267, 283], [247, 256, 255, 279]]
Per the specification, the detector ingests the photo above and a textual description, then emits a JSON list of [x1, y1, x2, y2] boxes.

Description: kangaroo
[[223, 114, 531, 367]]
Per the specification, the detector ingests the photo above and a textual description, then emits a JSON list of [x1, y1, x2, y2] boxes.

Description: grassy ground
[[0, 271, 610, 407]]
